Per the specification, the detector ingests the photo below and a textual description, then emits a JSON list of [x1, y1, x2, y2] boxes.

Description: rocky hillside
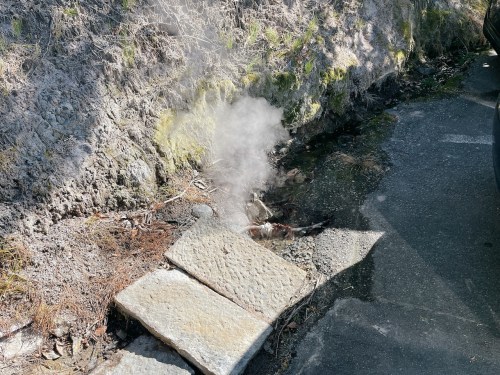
[[0, 0, 487, 236]]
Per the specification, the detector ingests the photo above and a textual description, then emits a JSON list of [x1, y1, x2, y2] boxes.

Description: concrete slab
[[166, 219, 307, 322], [313, 228, 383, 276], [91, 335, 194, 375], [114, 269, 272, 375]]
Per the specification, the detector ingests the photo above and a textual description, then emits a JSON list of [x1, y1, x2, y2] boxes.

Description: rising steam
[[208, 96, 288, 228]]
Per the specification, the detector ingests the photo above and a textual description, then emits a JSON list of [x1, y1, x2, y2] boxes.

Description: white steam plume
[[209, 96, 288, 228]]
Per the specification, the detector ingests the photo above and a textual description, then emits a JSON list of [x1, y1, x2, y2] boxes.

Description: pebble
[[191, 204, 213, 218]]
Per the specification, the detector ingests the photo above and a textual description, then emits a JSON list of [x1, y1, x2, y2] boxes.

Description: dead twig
[[274, 276, 322, 356], [243, 221, 327, 239], [155, 179, 195, 208]]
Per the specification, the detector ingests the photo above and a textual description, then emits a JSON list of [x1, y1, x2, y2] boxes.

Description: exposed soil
[[0, 171, 210, 374]]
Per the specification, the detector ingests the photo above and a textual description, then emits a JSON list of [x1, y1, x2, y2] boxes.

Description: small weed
[[335, 152, 383, 175], [219, 31, 234, 50], [63, 7, 79, 17], [247, 20, 261, 45], [442, 74, 463, 92], [355, 19, 365, 30], [304, 58, 315, 75], [394, 50, 406, 67], [122, 0, 136, 11], [283, 32, 293, 47], [369, 112, 397, 126], [321, 67, 348, 87], [421, 77, 438, 90], [241, 72, 260, 86], [273, 71, 297, 91], [122, 42, 135, 67], [0, 37, 7, 54], [31, 43, 41, 59], [245, 56, 262, 74], [402, 21, 412, 44], [292, 18, 318, 55], [304, 17, 318, 43], [328, 91, 348, 115], [226, 35, 234, 50], [457, 52, 476, 67], [11, 18, 22, 38], [264, 27, 279, 46]]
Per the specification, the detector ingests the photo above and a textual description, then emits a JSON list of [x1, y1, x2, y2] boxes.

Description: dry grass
[[1, 212, 178, 341], [88, 220, 175, 260], [31, 299, 59, 336], [69, 213, 179, 330], [0, 236, 32, 332], [158, 172, 212, 205], [91, 264, 135, 323], [0, 236, 30, 273]]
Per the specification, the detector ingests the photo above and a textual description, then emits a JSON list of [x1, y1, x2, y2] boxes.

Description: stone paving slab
[[114, 269, 272, 375], [91, 335, 194, 375], [166, 219, 307, 322]]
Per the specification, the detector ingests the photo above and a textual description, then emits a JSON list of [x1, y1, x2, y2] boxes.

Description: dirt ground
[[0, 171, 209, 374]]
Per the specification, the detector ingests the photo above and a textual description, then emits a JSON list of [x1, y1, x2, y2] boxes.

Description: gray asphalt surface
[[288, 53, 500, 374]]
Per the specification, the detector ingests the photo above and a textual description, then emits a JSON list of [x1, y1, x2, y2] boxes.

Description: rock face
[[0, 0, 485, 235], [166, 219, 307, 322], [114, 269, 272, 375], [91, 335, 194, 375]]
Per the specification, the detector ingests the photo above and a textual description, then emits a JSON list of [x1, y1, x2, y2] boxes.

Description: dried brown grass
[[69, 215, 177, 330], [89, 220, 175, 260], [0, 236, 30, 274], [91, 264, 135, 323], [31, 298, 59, 336], [0, 236, 33, 333]]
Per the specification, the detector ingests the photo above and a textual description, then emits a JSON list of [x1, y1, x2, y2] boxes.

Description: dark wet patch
[[266, 112, 395, 229], [247, 111, 393, 374]]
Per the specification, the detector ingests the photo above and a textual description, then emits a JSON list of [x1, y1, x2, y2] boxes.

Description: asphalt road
[[288, 53, 500, 374]]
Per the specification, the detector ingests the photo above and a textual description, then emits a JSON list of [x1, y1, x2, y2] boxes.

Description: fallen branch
[[149, 179, 195, 213], [243, 221, 327, 239]]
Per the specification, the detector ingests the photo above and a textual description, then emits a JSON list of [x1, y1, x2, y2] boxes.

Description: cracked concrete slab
[[166, 219, 307, 322], [114, 269, 272, 375], [91, 335, 194, 375]]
